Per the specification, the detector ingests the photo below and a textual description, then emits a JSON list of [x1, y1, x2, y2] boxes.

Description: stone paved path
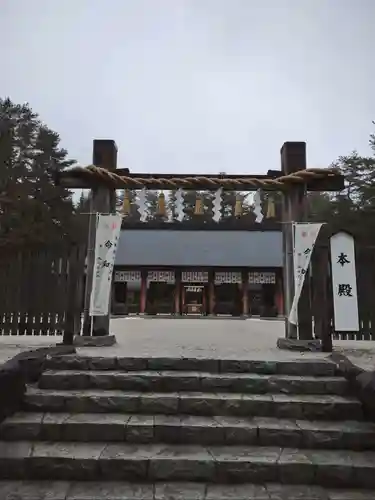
[[1, 318, 375, 369]]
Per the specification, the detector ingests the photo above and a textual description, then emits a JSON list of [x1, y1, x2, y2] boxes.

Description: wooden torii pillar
[[282, 142, 311, 340], [55, 139, 344, 339], [83, 139, 117, 337]]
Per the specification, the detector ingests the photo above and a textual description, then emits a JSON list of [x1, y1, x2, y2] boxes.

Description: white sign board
[[185, 286, 204, 292], [90, 214, 122, 316], [330, 232, 359, 332]]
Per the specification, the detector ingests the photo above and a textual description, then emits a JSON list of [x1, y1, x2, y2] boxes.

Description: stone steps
[[0, 480, 374, 500], [1, 353, 374, 496], [38, 369, 348, 395], [2, 412, 375, 450], [1, 441, 375, 488], [44, 355, 336, 377], [23, 387, 363, 420]]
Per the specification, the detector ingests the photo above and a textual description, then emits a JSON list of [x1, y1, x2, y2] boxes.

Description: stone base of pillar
[[277, 337, 321, 352]]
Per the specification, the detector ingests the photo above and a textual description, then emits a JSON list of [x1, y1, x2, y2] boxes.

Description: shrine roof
[[115, 229, 282, 268]]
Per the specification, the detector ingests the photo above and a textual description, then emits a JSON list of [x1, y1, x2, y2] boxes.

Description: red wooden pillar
[[209, 270, 215, 315], [275, 275, 284, 316], [242, 271, 249, 316], [140, 270, 147, 314], [209, 282, 215, 315], [174, 271, 181, 315], [182, 285, 186, 314]]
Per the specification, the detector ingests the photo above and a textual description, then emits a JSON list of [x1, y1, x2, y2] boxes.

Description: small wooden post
[[281, 142, 313, 340], [82, 139, 117, 336], [64, 245, 85, 344]]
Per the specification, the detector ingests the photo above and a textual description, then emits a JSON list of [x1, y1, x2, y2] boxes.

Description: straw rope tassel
[[122, 190, 131, 216], [194, 195, 204, 215], [234, 195, 243, 217], [266, 197, 276, 219], [157, 192, 166, 216]]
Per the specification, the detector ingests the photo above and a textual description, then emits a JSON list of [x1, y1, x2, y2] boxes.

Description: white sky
[[1, 0, 374, 175]]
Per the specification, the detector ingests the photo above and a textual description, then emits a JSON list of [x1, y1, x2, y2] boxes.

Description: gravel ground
[[0, 317, 374, 370]]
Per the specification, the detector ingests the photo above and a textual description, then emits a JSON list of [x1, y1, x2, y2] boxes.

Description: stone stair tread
[[23, 387, 362, 421], [1, 440, 375, 486], [2, 440, 375, 467], [3, 411, 374, 432], [41, 369, 345, 382], [44, 355, 336, 377], [38, 370, 347, 394], [0, 412, 375, 450], [0, 481, 374, 500], [26, 387, 357, 403], [3, 412, 375, 449]]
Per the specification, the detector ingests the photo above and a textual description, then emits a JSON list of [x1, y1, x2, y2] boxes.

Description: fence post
[[82, 139, 117, 336], [63, 245, 86, 344], [313, 237, 332, 352]]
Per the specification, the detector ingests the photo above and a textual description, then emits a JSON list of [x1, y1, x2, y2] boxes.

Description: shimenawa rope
[[63, 165, 340, 190]]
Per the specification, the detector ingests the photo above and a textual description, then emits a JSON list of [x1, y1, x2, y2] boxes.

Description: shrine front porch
[[111, 267, 284, 319]]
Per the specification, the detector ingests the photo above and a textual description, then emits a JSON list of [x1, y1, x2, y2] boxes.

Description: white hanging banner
[[253, 190, 264, 223], [89, 214, 122, 316], [330, 232, 359, 331], [289, 223, 323, 325]]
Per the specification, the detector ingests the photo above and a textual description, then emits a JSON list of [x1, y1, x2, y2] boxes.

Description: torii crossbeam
[[55, 140, 344, 344]]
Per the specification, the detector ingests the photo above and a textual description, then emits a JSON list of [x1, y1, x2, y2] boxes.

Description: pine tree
[[0, 97, 78, 246], [304, 123, 375, 243]]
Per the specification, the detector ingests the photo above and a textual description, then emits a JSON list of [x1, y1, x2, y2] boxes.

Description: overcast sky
[[1, 0, 374, 176]]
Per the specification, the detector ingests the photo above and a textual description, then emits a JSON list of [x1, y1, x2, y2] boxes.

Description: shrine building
[[111, 226, 284, 317]]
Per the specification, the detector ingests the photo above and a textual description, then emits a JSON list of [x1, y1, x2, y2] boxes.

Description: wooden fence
[[0, 243, 86, 337], [311, 227, 375, 342]]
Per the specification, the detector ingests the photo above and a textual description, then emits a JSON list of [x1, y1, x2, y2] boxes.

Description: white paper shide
[[289, 223, 322, 325], [89, 214, 122, 316], [330, 232, 359, 332]]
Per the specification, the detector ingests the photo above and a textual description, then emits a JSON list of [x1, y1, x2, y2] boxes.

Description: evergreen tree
[[0, 97, 78, 246], [306, 123, 375, 243]]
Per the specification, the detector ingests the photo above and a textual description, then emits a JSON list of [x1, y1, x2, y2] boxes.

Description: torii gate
[[56, 140, 344, 349]]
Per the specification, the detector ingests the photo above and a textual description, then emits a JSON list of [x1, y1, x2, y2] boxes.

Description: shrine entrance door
[[248, 271, 278, 317], [180, 270, 209, 316], [145, 270, 176, 315], [213, 271, 243, 316], [182, 285, 209, 315]]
